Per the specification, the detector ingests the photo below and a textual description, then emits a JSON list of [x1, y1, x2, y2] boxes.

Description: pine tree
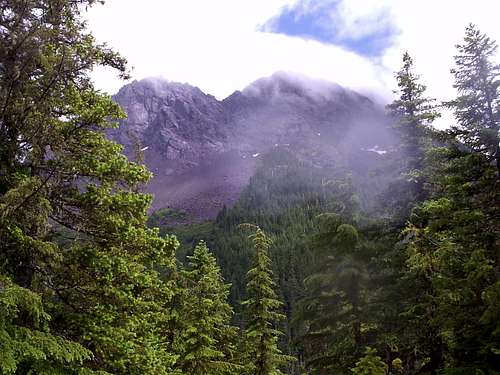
[[383, 52, 440, 223], [448, 23, 500, 171], [403, 25, 500, 373], [294, 213, 370, 374], [387, 52, 440, 171], [0, 275, 92, 374], [350, 347, 387, 375], [241, 227, 295, 375], [0, 1, 180, 373], [174, 241, 240, 375]]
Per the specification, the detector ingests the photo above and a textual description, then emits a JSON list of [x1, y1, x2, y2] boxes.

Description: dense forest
[[1, 1, 499, 374]]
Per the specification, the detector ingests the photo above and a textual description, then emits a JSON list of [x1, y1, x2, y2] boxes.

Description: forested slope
[[0, 1, 499, 374]]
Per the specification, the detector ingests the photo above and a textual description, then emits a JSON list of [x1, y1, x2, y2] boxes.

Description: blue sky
[[261, 0, 398, 58]]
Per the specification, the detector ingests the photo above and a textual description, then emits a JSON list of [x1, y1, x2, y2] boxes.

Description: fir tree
[[448, 23, 500, 171], [350, 347, 387, 375], [403, 25, 500, 373], [0, 276, 92, 374], [0, 1, 180, 373], [370, 55, 447, 372], [384, 52, 440, 223], [387, 52, 440, 172], [174, 241, 240, 375], [241, 227, 295, 375], [294, 213, 369, 374]]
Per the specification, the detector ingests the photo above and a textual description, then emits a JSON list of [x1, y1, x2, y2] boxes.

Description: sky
[[86, 0, 500, 126]]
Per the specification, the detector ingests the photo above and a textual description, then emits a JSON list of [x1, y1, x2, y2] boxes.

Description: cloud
[[261, 0, 398, 57], [85, 0, 389, 101], [85, 0, 500, 128]]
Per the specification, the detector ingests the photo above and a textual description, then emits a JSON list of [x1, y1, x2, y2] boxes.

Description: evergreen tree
[[448, 23, 500, 171], [241, 227, 295, 375], [387, 52, 440, 172], [174, 241, 240, 375], [403, 25, 500, 373], [384, 52, 440, 223], [351, 347, 387, 375], [294, 213, 369, 374], [367, 55, 443, 372], [0, 1, 180, 373], [0, 275, 92, 374]]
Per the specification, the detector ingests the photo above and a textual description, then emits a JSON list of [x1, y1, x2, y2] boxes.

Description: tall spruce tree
[[241, 227, 295, 375], [0, 1, 180, 373], [294, 213, 369, 374], [403, 25, 500, 373], [174, 241, 240, 375], [448, 23, 500, 172], [373, 53, 443, 374], [387, 52, 439, 171], [384, 52, 440, 223]]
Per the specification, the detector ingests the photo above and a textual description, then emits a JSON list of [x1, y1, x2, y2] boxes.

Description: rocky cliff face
[[110, 72, 395, 221], [110, 78, 228, 175]]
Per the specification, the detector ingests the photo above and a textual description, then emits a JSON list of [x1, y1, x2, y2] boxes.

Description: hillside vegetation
[[1, 1, 499, 374]]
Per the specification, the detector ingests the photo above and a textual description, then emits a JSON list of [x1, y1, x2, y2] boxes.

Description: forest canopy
[[0, 1, 499, 374]]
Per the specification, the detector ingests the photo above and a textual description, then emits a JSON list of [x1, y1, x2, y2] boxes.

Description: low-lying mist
[[109, 71, 404, 221]]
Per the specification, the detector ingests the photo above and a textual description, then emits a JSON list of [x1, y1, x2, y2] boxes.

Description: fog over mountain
[[109, 72, 397, 221]]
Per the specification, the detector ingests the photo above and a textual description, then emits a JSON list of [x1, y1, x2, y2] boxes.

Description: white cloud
[[85, 0, 389, 100], [327, 0, 394, 41], [86, 0, 500, 128]]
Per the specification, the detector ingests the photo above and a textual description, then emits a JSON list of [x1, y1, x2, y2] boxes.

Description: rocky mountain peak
[[108, 73, 395, 221], [116, 77, 215, 104], [109, 77, 227, 174]]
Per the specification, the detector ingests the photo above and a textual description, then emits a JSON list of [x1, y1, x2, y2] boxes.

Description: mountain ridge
[[108, 72, 396, 221]]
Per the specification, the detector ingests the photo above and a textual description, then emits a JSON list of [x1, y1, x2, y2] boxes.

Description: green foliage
[[0, 1, 181, 373], [2, 4, 499, 374], [382, 52, 440, 224], [400, 24, 500, 374], [294, 214, 371, 374], [241, 227, 296, 375], [387, 52, 440, 171], [169, 148, 360, 375], [147, 208, 188, 229], [351, 348, 387, 375], [387, 52, 439, 123], [0, 276, 94, 374], [173, 241, 241, 374], [447, 24, 500, 168], [177, 148, 358, 300]]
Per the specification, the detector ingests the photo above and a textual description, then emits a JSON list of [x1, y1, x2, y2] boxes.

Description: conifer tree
[[0, 1, 180, 373], [295, 213, 369, 374], [372, 55, 446, 372], [350, 347, 387, 375], [0, 276, 92, 374], [241, 227, 295, 375], [383, 52, 440, 223], [174, 241, 240, 375], [387, 52, 440, 172], [448, 23, 500, 171], [403, 25, 500, 373]]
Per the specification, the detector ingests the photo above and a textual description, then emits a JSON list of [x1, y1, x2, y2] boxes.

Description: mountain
[[110, 72, 396, 221]]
